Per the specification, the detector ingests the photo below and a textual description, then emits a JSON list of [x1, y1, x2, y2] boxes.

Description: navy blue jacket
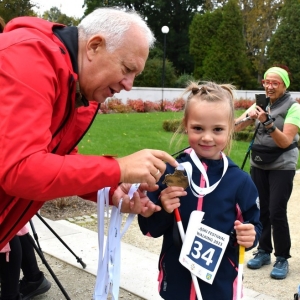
[[138, 152, 261, 300]]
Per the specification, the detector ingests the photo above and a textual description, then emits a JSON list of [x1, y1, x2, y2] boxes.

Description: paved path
[[31, 215, 277, 299]]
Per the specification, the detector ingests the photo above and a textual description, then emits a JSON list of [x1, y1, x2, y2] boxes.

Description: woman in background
[[235, 65, 300, 279]]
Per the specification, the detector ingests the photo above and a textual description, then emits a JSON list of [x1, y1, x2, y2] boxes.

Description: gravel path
[[35, 172, 300, 300], [33, 254, 144, 300]]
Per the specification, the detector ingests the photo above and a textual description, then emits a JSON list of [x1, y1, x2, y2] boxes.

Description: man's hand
[[234, 220, 256, 248], [112, 183, 161, 217], [116, 149, 178, 186]]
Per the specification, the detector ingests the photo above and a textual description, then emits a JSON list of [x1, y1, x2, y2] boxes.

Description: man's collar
[[53, 26, 89, 107]]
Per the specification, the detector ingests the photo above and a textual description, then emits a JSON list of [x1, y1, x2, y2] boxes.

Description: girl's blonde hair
[[171, 81, 236, 154]]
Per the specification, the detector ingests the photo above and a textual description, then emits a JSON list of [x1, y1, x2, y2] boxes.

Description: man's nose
[[120, 74, 135, 91]]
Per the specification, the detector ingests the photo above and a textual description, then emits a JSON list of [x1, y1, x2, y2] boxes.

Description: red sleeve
[[70, 146, 79, 155], [0, 30, 121, 201]]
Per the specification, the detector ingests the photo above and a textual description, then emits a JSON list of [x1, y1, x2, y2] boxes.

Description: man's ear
[[86, 35, 106, 60]]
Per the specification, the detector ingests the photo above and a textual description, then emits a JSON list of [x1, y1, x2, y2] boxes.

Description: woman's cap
[[264, 66, 290, 88]]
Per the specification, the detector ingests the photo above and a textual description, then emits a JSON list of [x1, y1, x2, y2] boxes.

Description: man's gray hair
[[78, 7, 156, 52]]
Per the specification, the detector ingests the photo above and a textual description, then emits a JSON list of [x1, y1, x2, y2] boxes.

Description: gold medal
[[163, 170, 189, 190]]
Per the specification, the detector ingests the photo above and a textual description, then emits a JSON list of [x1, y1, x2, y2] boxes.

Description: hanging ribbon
[[178, 150, 228, 197], [93, 184, 139, 300]]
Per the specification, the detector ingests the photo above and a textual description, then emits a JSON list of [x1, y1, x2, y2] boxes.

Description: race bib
[[179, 211, 229, 284]]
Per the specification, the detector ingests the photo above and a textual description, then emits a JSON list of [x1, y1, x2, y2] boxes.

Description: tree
[[190, 0, 254, 88], [239, 0, 283, 83], [174, 73, 195, 88], [204, 0, 284, 83], [202, 0, 253, 88], [42, 7, 80, 26], [189, 9, 222, 80], [267, 0, 300, 91], [133, 47, 177, 87], [0, 0, 36, 23], [83, 0, 204, 76]]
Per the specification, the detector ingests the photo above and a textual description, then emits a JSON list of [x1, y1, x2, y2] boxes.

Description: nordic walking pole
[[237, 245, 245, 300], [35, 213, 86, 268], [169, 148, 202, 299], [174, 208, 203, 300], [29, 221, 71, 300]]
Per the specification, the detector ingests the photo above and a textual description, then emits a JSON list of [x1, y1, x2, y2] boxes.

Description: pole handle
[[239, 245, 245, 264]]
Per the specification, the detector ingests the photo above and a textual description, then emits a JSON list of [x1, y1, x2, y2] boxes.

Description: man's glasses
[[261, 80, 283, 88]]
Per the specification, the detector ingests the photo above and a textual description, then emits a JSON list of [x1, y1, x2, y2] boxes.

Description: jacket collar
[[53, 26, 89, 107], [53, 26, 79, 73]]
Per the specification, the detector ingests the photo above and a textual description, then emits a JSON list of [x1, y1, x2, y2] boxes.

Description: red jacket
[[0, 17, 120, 249]]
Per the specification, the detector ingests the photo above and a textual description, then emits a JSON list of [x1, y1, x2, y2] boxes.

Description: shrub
[[118, 98, 187, 113], [234, 122, 255, 142], [234, 98, 255, 110], [98, 100, 126, 114], [107, 98, 122, 110], [174, 73, 195, 88], [173, 97, 186, 110], [162, 119, 182, 132], [99, 102, 110, 114], [163, 101, 180, 112], [144, 101, 162, 112], [161, 98, 186, 112], [133, 57, 177, 87], [234, 131, 254, 142], [127, 99, 145, 112], [104, 98, 133, 113]]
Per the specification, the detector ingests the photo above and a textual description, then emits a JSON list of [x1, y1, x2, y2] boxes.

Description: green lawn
[[78, 111, 299, 173], [79, 112, 186, 156]]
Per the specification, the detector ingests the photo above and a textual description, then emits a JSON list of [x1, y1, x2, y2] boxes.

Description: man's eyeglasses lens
[[262, 80, 281, 88]]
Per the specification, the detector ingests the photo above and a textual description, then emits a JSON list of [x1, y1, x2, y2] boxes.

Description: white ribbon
[[93, 184, 139, 300], [178, 150, 228, 197]]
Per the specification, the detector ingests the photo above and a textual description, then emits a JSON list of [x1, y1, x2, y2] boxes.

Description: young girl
[[138, 81, 262, 300]]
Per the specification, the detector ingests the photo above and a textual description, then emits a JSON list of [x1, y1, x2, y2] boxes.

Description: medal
[[163, 170, 189, 189]]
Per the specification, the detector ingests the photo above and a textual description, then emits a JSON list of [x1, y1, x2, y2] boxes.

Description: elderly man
[[0, 8, 177, 251], [0, 7, 178, 300]]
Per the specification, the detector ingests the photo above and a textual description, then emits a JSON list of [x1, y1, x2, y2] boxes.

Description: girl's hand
[[234, 220, 256, 248], [112, 183, 161, 217], [160, 186, 187, 213]]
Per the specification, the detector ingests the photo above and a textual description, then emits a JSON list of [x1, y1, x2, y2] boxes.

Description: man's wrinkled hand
[[116, 149, 178, 186]]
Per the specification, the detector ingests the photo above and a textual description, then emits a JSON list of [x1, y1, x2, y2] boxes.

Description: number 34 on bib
[[179, 211, 229, 284]]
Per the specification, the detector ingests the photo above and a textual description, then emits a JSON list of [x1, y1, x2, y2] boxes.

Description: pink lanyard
[[197, 162, 207, 211]]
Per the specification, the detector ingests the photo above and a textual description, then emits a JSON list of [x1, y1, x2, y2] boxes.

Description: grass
[[79, 112, 186, 157], [78, 111, 299, 174]]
